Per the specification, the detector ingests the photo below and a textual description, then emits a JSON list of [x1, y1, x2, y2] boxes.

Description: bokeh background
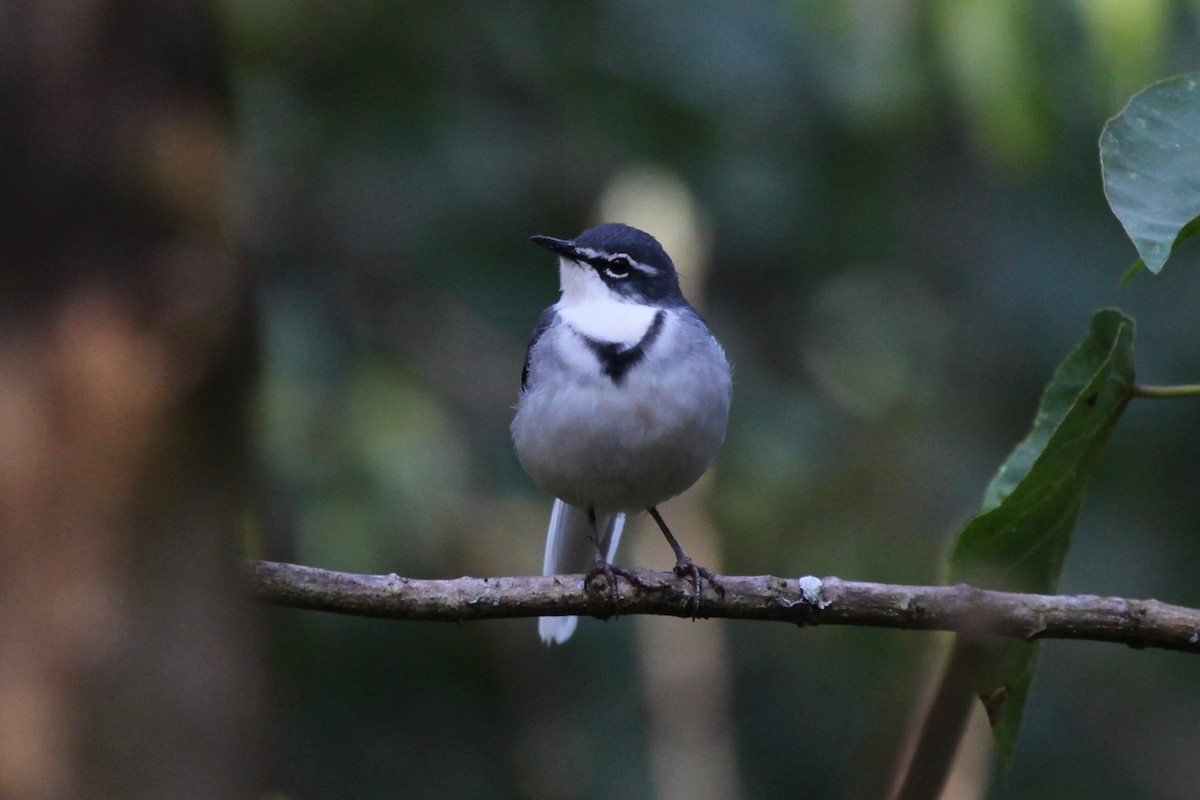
[[223, 2, 1200, 798]]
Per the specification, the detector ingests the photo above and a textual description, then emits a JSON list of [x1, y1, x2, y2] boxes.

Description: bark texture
[[249, 561, 1200, 653]]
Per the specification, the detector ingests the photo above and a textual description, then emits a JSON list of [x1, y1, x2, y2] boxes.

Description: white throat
[[555, 257, 658, 345], [557, 257, 611, 305]]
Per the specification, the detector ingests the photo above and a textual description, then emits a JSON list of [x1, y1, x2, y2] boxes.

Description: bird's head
[[530, 223, 684, 307]]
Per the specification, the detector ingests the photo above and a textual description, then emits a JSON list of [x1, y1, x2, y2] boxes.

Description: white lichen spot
[[797, 575, 830, 609], [1189, 631, 1199, 644]]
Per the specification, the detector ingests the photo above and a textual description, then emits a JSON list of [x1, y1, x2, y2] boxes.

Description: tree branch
[[247, 560, 1200, 653]]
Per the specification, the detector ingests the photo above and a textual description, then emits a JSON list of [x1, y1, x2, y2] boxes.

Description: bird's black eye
[[603, 257, 632, 279]]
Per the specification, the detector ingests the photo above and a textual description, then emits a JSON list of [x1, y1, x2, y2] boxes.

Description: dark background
[[224, 3, 1200, 798]]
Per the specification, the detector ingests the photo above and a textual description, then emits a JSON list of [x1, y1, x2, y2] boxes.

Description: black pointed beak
[[529, 235, 580, 260]]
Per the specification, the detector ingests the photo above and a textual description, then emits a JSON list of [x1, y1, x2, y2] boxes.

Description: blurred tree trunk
[[0, 3, 260, 799]]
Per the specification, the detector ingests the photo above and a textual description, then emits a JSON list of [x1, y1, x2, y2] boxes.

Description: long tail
[[538, 499, 625, 645]]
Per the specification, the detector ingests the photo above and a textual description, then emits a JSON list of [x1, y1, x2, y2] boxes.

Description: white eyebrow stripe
[[575, 247, 658, 274]]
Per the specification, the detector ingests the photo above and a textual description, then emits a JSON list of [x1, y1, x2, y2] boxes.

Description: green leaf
[[1101, 73, 1200, 275], [1117, 260, 1144, 287], [947, 309, 1136, 762]]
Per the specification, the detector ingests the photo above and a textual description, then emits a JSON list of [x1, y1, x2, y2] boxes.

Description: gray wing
[[521, 307, 557, 392]]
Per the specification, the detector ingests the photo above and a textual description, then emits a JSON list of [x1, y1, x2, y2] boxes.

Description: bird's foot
[[583, 560, 642, 608], [673, 557, 724, 618]]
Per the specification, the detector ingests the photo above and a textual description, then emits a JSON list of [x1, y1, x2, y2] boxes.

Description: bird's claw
[[583, 561, 642, 609], [673, 557, 723, 618]]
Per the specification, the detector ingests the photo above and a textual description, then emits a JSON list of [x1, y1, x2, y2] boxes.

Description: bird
[[511, 222, 732, 644]]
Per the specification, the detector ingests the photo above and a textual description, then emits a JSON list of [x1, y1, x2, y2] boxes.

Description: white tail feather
[[538, 615, 578, 645], [539, 499, 625, 645]]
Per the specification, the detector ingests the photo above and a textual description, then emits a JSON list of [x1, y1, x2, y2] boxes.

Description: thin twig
[[246, 561, 1200, 653], [1131, 383, 1200, 399]]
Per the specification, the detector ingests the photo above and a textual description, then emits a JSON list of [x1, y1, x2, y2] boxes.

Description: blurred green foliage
[[223, 2, 1200, 798]]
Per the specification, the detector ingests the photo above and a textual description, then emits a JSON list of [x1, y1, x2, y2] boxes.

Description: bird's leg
[[647, 506, 723, 617], [581, 506, 641, 607]]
